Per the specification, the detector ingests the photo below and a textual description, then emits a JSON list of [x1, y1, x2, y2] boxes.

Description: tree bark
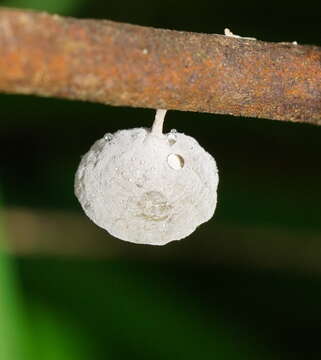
[[0, 7, 321, 124]]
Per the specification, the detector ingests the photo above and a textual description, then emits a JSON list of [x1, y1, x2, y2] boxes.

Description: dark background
[[0, 0, 321, 359]]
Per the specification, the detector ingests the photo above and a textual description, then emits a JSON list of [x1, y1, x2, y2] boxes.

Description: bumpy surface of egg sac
[[75, 112, 219, 245]]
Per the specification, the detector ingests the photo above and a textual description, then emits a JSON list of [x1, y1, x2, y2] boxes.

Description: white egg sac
[[75, 123, 218, 245]]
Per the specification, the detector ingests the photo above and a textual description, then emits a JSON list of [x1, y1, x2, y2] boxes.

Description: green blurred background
[[1, 0, 321, 359]]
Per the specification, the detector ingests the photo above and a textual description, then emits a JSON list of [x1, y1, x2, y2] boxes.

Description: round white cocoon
[[75, 128, 219, 245]]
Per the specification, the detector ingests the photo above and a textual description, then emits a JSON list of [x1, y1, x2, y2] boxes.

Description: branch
[[3, 207, 321, 273], [1, 8, 321, 125]]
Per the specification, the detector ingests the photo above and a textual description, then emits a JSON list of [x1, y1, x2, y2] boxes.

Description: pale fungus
[[74, 110, 219, 245]]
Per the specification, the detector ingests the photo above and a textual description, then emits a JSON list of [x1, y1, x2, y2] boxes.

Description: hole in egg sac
[[167, 154, 184, 170]]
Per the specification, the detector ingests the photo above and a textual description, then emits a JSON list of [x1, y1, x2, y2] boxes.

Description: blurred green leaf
[[19, 260, 273, 360], [0, 189, 26, 360], [27, 304, 92, 360], [0, 189, 92, 360], [0, 0, 85, 15]]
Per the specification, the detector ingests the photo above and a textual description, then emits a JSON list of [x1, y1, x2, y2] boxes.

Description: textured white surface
[[75, 119, 219, 245]]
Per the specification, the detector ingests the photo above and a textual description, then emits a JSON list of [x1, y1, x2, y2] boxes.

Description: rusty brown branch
[[0, 8, 321, 124]]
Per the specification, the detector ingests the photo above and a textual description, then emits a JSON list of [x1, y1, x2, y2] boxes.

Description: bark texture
[[1, 8, 321, 124]]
